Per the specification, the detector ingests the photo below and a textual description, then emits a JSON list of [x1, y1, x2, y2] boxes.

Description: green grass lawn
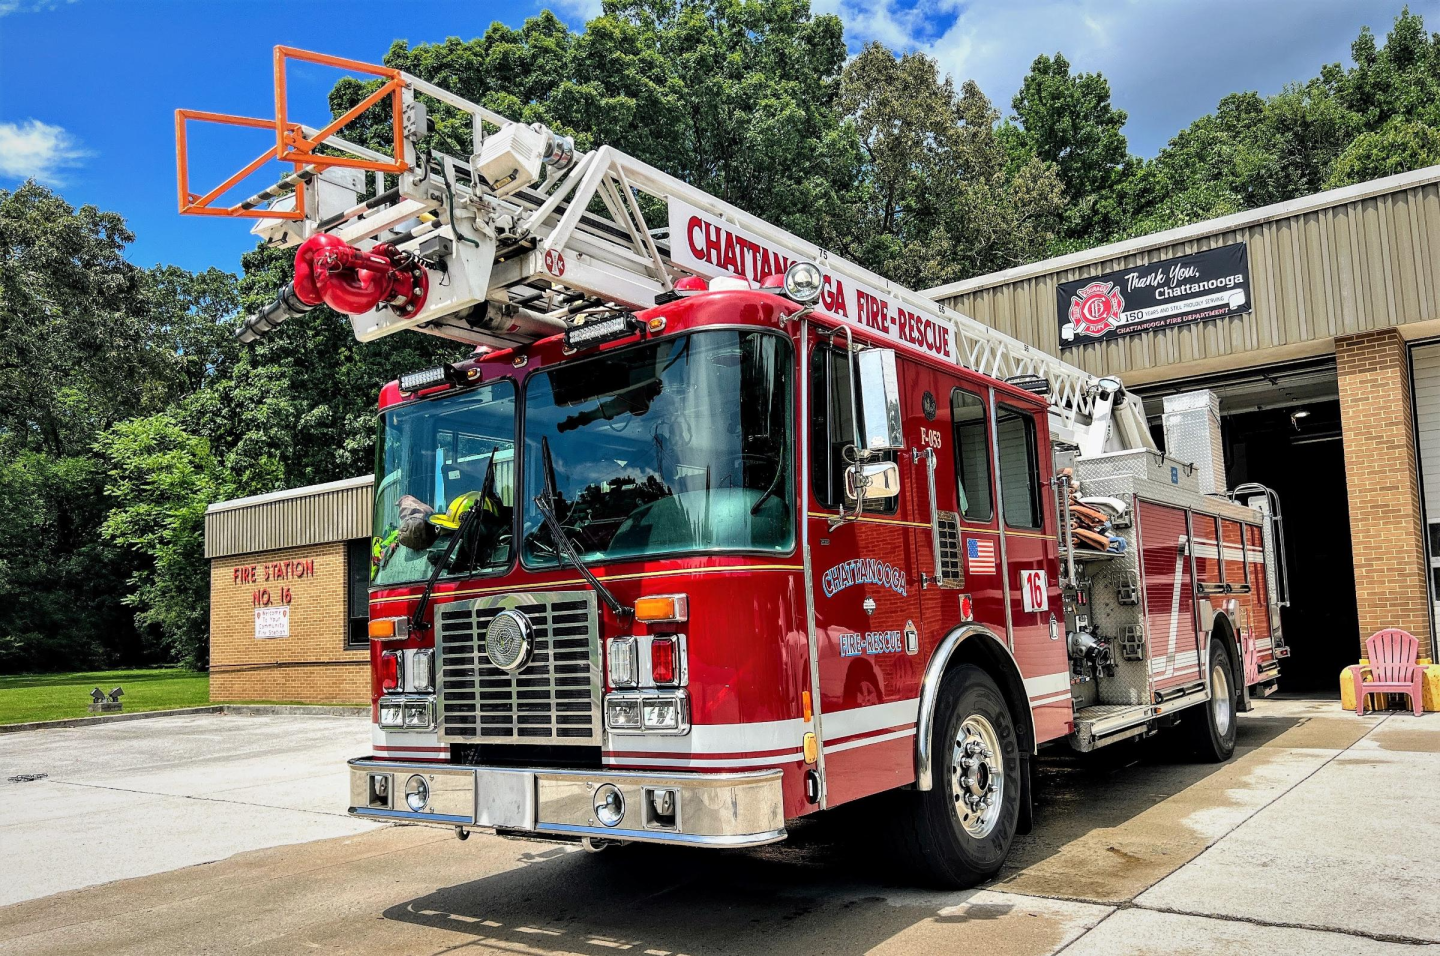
[[0, 669, 210, 725]]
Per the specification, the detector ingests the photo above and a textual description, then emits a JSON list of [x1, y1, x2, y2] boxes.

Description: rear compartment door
[[1135, 500, 1203, 693]]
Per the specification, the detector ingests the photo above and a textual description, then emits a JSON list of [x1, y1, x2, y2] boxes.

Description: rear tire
[[889, 665, 1021, 888], [1185, 638, 1238, 762]]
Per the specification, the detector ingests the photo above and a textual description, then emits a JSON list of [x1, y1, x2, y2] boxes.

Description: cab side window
[[950, 389, 993, 522], [996, 405, 1043, 529], [810, 346, 897, 515]]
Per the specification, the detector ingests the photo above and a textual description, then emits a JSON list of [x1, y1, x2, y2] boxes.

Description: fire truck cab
[[178, 49, 1289, 887]]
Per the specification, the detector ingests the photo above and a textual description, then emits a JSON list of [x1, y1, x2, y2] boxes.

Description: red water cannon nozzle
[[236, 234, 430, 343]]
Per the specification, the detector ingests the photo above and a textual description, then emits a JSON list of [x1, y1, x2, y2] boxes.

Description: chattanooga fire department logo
[[1068, 281, 1125, 336]]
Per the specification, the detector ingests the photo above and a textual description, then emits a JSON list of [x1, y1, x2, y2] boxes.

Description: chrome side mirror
[[845, 461, 900, 502], [856, 348, 904, 452]]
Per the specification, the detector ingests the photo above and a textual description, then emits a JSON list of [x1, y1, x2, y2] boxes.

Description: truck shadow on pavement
[[382, 713, 1306, 955]]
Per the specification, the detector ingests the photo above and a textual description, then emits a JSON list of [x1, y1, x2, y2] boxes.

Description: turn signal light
[[803, 731, 818, 765], [369, 617, 411, 641], [380, 650, 402, 692], [635, 594, 688, 624], [651, 637, 676, 685]]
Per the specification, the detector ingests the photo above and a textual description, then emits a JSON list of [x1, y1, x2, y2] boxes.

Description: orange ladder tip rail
[[175, 46, 408, 220]]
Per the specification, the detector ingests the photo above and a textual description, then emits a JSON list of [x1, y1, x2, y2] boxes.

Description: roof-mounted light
[[564, 312, 641, 351], [399, 364, 459, 393], [1005, 374, 1051, 396], [782, 261, 823, 304]]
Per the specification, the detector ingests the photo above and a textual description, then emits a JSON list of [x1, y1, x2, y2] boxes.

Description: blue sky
[[2, 0, 1436, 276]]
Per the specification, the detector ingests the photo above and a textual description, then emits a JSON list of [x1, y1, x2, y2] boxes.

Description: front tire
[[892, 665, 1022, 888], [1185, 638, 1238, 762]]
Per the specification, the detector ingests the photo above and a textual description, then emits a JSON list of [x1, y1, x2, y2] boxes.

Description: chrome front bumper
[[347, 758, 787, 847]]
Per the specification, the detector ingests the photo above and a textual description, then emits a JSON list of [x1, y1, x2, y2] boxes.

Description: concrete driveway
[[1, 698, 1436, 955], [0, 712, 375, 905]]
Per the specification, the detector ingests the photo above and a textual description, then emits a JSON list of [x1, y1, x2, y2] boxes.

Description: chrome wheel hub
[[950, 714, 1003, 838], [1211, 661, 1232, 736]]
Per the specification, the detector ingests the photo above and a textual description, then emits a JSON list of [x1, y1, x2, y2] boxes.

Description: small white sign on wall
[[254, 606, 290, 639]]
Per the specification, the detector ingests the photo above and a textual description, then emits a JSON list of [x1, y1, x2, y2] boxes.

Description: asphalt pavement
[[1, 698, 1436, 955]]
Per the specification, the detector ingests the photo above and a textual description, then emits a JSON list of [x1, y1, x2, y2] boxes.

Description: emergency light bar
[[565, 313, 641, 351], [398, 364, 459, 393]]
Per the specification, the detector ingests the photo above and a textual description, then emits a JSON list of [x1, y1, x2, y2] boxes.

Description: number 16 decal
[[1021, 569, 1048, 612]]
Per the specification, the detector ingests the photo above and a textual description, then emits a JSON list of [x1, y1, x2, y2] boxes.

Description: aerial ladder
[[176, 46, 1156, 458]]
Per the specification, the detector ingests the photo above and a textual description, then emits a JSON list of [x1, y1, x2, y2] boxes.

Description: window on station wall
[[345, 538, 371, 649], [809, 346, 897, 515], [950, 389, 993, 522], [996, 405, 1043, 530]]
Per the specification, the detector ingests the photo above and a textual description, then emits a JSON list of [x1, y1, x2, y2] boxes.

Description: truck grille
[[435, 591, 600, 745]]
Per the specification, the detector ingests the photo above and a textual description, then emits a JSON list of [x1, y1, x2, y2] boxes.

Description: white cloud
[[819, 0, 1440, 156], [0, 0, 79, 16], [0, 119, 88, 185]]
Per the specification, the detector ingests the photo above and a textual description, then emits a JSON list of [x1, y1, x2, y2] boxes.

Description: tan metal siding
[[938, 183, 1440, 379], [205, 481, 373, 560]]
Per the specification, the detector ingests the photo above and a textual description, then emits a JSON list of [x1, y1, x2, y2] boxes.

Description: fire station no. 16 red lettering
[[232, 559, 315, 585]]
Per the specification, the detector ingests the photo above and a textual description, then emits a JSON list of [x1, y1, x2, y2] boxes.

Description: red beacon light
[[673, 275, 709, 295]]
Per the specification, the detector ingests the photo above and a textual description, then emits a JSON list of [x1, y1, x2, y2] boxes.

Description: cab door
[[807, 343, 926, 806], [993, 401, 1070, 743]]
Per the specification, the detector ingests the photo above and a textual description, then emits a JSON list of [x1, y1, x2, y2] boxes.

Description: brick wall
[[1336, 328, 1434, 659], [209, 541, 371, 703]]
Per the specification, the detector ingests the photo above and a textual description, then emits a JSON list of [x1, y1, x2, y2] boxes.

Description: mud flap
[[1016, 753, 1034, 835]]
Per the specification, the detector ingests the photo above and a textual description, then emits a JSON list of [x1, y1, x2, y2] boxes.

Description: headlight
[[379, 698, 405, 728], [403, 699, 433, 728], [783, 261, 823, 303], [641, 696, 681, 731], [606, 696, 642, 730]]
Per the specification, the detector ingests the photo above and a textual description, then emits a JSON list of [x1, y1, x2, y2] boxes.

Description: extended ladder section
[[176, 46, 1155, 455]]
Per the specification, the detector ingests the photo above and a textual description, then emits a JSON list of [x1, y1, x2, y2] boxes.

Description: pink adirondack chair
[[1350, 629, 1425, 717]]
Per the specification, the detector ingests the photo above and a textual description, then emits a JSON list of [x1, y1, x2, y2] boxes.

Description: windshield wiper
[[534, 437, 632, 620], [411, 452, 497, 631], [410, 493, 484, 632]]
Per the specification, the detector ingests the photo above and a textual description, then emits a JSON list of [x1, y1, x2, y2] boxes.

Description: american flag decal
[[966, 537, 997, 574]]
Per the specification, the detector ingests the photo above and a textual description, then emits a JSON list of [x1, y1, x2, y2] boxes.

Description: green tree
[[1008, 52, 1130, 240], [1326, 118, 1440, 188], [0, 183, 242, 670], [98, 414, 229, 667], [333, 0, 860, 245], [838, 43, 1064, 286]]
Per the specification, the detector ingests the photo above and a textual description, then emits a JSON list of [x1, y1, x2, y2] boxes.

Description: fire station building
[[205, 476, 375, 703], [925, 166, 1440, 690]]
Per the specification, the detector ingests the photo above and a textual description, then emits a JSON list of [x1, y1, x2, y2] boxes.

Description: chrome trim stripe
[[534, 823, 788, 848], [347, 757, 783, 782], [352, 807, 471, 824]]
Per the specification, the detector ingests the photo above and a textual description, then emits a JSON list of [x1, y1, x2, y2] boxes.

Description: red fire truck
[[179, 48, 1290, 887]]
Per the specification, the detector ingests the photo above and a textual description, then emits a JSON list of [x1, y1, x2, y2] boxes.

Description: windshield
[[371, 381, 516, 587], [522, 329, 794, 567]]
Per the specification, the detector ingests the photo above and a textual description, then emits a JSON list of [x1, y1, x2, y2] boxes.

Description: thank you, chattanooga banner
[[1056, 242, 1252, 347], [667, 197, 959, 364]]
